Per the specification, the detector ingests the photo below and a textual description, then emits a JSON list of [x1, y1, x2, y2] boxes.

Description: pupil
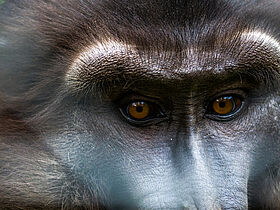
[[136, 106, 143, 113], [219, 101, 226, 108]]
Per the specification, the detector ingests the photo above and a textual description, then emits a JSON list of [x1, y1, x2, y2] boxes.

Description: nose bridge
[[186, 102, 218, 205], [187, 129, 221, 209], [176, 128, 249, 209], [175, 101, 249, 209], [169, 100, 220, 208]]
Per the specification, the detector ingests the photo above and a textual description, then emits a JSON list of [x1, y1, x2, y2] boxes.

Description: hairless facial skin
[[1, 0, 280, 209]]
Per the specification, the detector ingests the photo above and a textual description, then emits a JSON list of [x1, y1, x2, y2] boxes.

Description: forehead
[[18, 0, 279, 64], [63, 0, 280, 89], [96, 0, 279, 37], [90, 0, 280, 58]]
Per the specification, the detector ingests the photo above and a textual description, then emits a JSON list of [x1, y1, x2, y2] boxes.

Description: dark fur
[[1, 0, 280, 209]]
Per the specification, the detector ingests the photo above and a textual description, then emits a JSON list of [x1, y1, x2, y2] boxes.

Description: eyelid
[[119, 103, 167, 126], [117, 94, 168, 126], [205, 89, 247, 107], [205, 89, 247, 121], [116, 92, 166, 112]]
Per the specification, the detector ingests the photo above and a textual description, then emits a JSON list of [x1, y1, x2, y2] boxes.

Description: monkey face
[[0, 0, 280, 209]]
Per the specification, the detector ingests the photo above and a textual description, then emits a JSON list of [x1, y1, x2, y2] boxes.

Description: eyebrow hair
[[65, 33, 280, 95], [241, 30, 280, 55], [234, 30, 280, 81], [64, 40, 137, 91], [64, 40, 182, 93]]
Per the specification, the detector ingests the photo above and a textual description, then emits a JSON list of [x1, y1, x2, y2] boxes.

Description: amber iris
[[128, 102, 150, 120], [212, 96, 241, 115]]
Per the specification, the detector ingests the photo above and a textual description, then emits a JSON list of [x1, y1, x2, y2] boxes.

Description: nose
[[167, 131, 249, 210]]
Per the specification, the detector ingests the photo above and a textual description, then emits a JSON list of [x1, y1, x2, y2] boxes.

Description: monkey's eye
[[213, 96, 241, 115], [206, 95, 243, 121], [128, 102, 150, 120], [120, 101, 166, 125]]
